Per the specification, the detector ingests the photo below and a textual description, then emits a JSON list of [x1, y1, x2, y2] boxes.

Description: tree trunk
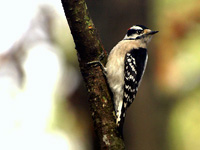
[[61, 0, 125, 149]]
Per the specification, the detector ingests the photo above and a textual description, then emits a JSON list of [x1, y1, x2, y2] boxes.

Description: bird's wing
[[123, 48, 148, 108], [117, 48, 148, 135]]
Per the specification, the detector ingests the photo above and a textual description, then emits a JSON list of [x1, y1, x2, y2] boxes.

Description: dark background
[[0, 0, 200, 150]]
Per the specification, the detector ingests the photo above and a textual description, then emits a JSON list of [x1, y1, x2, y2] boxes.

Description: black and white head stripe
[[131, 25, 148, 30], [135, 25, 148, 29], [127, 25, 148, 36], [123, 25, 152, 41]]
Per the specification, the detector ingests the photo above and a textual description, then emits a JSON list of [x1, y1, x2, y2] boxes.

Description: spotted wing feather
[[118, 48, 148, 134]]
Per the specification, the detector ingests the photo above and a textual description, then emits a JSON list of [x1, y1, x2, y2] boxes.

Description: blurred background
[[0, 0, 200, 150]]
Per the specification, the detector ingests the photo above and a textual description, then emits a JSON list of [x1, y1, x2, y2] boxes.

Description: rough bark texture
[[61, 0, 125, 149]]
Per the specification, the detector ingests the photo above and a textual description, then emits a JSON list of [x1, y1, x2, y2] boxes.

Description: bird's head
[[123, 25, 158, 44]]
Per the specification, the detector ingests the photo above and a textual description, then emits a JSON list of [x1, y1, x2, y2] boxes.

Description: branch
[[61, 0, 125, 149]]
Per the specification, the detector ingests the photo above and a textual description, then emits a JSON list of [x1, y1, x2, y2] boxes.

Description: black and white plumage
[[106, 25, 158, 134], [124, 48, 147, 108]]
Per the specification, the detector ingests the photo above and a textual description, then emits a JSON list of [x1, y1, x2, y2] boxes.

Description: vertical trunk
[[61, 0, 125, 149]]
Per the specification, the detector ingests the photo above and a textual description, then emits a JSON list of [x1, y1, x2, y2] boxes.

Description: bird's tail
[[116, 101, 127, 138]]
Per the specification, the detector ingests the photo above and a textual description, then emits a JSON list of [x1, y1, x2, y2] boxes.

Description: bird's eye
[[137, 30, 143, 34]]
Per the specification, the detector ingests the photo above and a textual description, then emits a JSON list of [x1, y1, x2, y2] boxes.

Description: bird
[[105, 25, 158, 135], [87, 25, 158, 136]]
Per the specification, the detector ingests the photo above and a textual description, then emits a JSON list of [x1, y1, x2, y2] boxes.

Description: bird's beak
[[148, 30, 159, 35], [135, 29, 159, 40], [143, 29, 159, 36]]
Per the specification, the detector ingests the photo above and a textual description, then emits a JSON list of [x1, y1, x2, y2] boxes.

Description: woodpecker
[[105, 25, 158, 134]]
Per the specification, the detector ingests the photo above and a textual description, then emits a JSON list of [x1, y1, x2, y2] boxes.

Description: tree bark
[[61, 0, 125, 149]]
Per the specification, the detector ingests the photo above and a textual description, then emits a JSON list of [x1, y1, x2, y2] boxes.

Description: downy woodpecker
[[106, 25, 158, 134]]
